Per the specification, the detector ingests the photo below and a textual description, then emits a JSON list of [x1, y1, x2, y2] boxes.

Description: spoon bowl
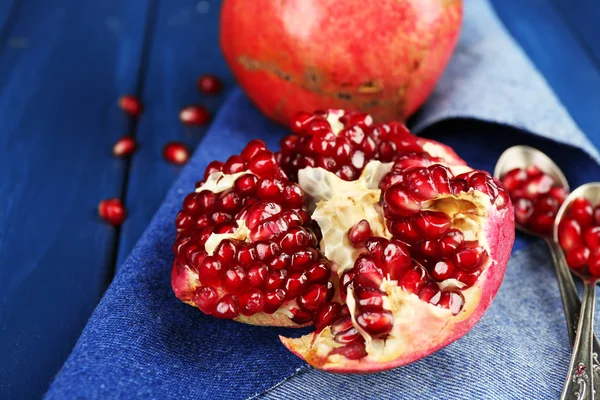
[[494, 145, 569, 237]]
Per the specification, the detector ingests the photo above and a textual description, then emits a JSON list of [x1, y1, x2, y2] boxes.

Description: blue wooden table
[[0, 0, 599, 398]]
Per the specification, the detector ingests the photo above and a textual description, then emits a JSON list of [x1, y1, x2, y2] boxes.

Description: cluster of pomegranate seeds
[[197, 74, 223, 95], [163, 142, 191, 165], [500, 166, 567, 234], [118, 95, 143, 118], [277, 110, 443, 181], [112, 136, 137, 157], [558, 198, 600, 275], [179, 105, 211, 126], [98, 198, 127, 226]]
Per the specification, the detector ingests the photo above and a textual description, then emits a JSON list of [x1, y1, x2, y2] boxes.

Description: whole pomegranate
[[220, 0, 463, 124], [172, 110, 514, 372]]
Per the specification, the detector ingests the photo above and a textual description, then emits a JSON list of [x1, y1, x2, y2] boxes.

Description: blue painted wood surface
[[0, 0, 599, 398]]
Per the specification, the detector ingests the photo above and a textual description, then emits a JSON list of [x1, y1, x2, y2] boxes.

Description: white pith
[[195, 170, 254, 194]]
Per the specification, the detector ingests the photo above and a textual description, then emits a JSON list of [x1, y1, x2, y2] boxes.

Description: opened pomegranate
[[500, 166, 567, 235], [172, 109, 514, 372], [558, 198, 600, 275], [220, 0, 463, 124]]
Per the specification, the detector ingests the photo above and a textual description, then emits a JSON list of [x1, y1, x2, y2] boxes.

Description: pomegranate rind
[[280, 202, 514, 372]]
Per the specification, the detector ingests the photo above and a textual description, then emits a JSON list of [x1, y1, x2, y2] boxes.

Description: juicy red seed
[[218, 191, 241, 213], [247, 262, 269, 289], [175, 211, 195, 232], [263, 289, 286, 313], [265, 269, 287, 290], [559, 218, 583, 251], [197, 191, 217, 212], [204, 160, 224, 179], [313, 302, 342, 332], [454, 270, 480, 288], [566, 246, 590, 269], [501, 168, 527, 192], [241, 139, 268, 161], [179, 105, 210, 126], [254, 241, 279, 261], [236, 244, 257, 264], [330, 341, 368, 360], [535, 194, 560, 214], [450, 178, 469, 194], [290, 248, 318, 271], [437, 291, 464, 315], [439, 229, 464, 257], [589, 249, 600, 276], [348, 220, 373, 248], [399, 265, 427, 293], [213, 294, 240, 318], [388, 218, 419, 244], [222, 266, 247, 293], [529, 210, 555, 234], [248, 150, 278, 176], [282, 185, 304, 207], [354, 286, 386, 308], [514, 197, 534, 226], [525, 174, 554, 197], [112, 136, 137, 157], [224, 155, 247, 174], [382, 240, 411, 280], [526, 165, 542, 178], [584, 226, 600, 250], [453, 244, 487, 271], [284, 273, 308, 299], [331, 316, 354, 335], [163, 142, 190, 165], [413, 211, 451, 240], [290, 307, 314, 324], [418, 240, 438, 258], [297, 283, 331, 312], [193, 286, 219, 314], [197, 74, 223, 94], [430, 260, 455, 281], [595, 206, 600, 225], [239, 202, 282, 230], [234, 174, 258, 195], [290, 111, 317, 134], [98, 198, 127, 225], [334, 327, 360, 344], [569, 198, 594, 228], [118, 95, 142, 117], [418, 283, 442, 304], [340, 270, 355, 299], [356, 307, 393, 338], [215, 239, 237, 266], [383, 185, 420, 216], [196, 215, 210, 229], [239, 288, 265, 316], [305, 260, 331, 284], [280, 226, 313, 253], [364, 237, 388, 259], [269, 253, 291, 270], [353, 255, 384, 289], [212, 212, 232, 224], [182, 193, 200, 212]]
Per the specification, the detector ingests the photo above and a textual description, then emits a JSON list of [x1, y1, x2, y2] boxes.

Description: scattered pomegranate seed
[[112, 136, 137, 157], [348, 220, 372, 247], [179, 105, 211, 126], [197, 74, 223, 94], [163, 142, 191, 165], [118, 95, 142, 117], [98, 198, 127, 225]]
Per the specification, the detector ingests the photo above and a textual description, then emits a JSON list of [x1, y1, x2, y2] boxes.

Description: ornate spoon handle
[[561, 282, 596, 400]]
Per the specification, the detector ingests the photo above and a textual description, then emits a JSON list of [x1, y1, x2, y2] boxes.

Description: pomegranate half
[[171, 109, 514, 373], [220, 0, 463, 124]]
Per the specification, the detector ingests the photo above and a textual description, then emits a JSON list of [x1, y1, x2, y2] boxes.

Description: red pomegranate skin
[[220, 0, 463, 124]]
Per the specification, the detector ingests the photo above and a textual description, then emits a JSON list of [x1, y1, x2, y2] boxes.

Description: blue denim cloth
[[45, 0, 600, 399]]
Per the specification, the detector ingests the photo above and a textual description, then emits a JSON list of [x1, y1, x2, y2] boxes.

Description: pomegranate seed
[[454, 270, 480, 288], [213, 294, 240, 318], [334, 327, 360, 344], [382, 240, 411, 280], [452, 243, 487, 271], [330, 341, 368, 360], [501, 168, 527, 192], [118, 95, 142, 117], [297, 283, 331, 312], [198, 256, 224, 285], [215, 239, 237, 265], [285, 273, 308, 299], [313, 302, 342, 332], [529, 210, 555, 235], [565, 246, 590, 269], [514, 197, 534, 226], [439, 230, 464, 257], [559, 218, 583, 251], [569, 198, 594, 228], [348, 220, 373, 247], [356, 307, 393, 338], [163, 142, 190, 165], [265, 269, 287, 290], [193, 286, 219, 314], [305, 260, 331, 284], [98, 198, 127, 225], [246, 262, 269, 289], [399, 265, 427, 293], [239, 288, 265, 316], [331, 316, 354, 335], [197, 74, 223, 94], [430, 260, 455, 281], [437, 291, 464, 315], [264, 289, 286, 313], [249, 150, 278, 176], [354, 286, 386, 308], [413, 211, 451, 240], [179, 105, 210, 126], [584, 226, 600, 250], [419, 283, 442, 304], [588, 248, 600, 276], [290, 307, 314, 324], [112, 136, 137, 157]]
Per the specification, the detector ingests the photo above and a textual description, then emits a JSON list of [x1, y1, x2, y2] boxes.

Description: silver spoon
[[555, 183, 600, 400], [494, 146, 600, 355]]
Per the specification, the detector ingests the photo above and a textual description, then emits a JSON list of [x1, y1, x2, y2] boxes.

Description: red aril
[[98, 198, 127, 225], [163, 142, 191, 165], [172, 109, 515, 373], [118, 95, 142, 117], [112, 136, 137, 157], [197, 74, 223, 94], [180, 105, 210, 126], [569, 198, 594, 228]]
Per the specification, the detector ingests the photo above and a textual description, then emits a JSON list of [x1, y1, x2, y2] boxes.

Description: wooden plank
[[0, 0, 151, 398], [490, 0, 600, 150], [116, 0, 234, 266]]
